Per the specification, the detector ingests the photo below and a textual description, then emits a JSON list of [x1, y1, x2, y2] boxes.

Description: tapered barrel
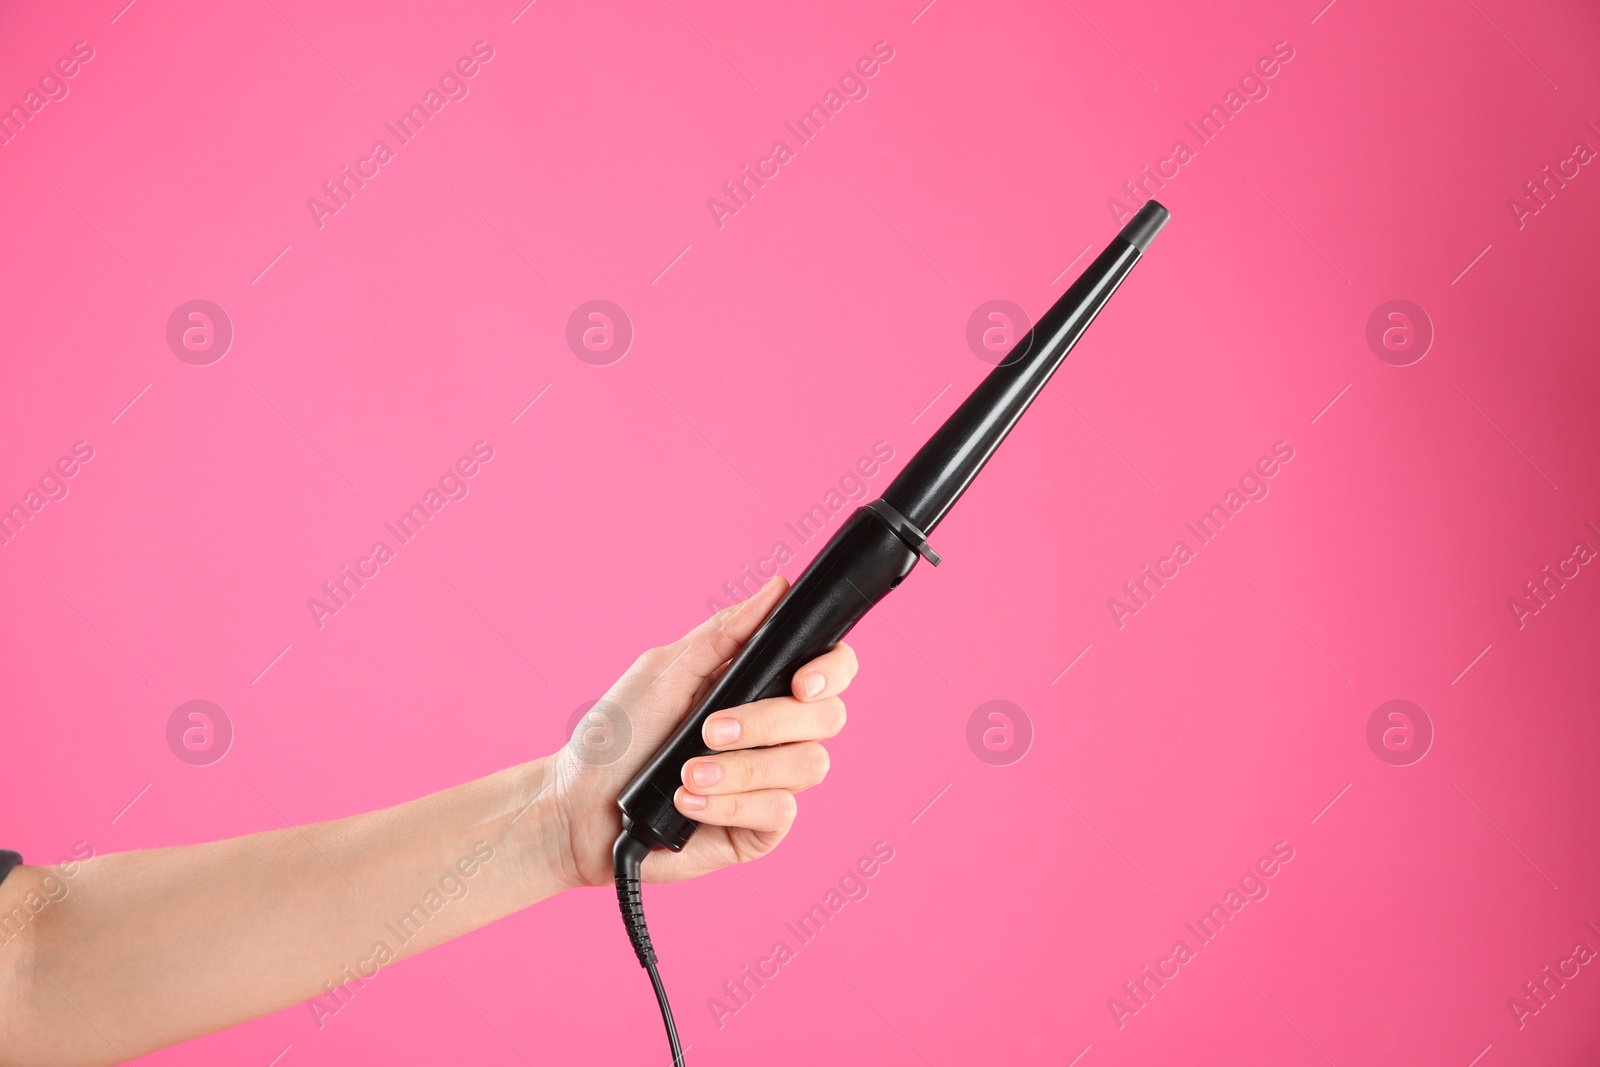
[[881, 200, 1169, 535], [615, 200, 1168, 854]]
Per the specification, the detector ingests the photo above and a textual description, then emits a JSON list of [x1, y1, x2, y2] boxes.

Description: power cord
[[613, 829, 685, 1067]]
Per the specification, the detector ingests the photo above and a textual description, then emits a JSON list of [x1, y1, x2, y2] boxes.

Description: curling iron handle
[[617, 505, 921, 852]]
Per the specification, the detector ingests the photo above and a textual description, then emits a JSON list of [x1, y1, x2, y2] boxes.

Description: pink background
[[3, 0, 1599, 1063]]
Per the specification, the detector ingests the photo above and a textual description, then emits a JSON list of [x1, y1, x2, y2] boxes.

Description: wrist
[[500, 756, 587, 899]]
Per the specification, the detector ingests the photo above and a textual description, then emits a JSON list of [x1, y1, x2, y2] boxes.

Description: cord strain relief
[[616, 874, 657, 967], [613, 828, 658, 969]]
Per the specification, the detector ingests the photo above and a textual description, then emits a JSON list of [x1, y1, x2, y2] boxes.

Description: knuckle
[[695, 793, 724, 819], [725, 752, 756, 790], [807, 744, 831, 784], [707, 625, 740, 662], [824, 697, 847, 735], [636, 646, 671, 675], [737, 709, 770, 747], [772, 791, 799, 825]]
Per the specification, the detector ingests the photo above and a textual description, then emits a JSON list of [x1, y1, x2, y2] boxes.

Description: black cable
[[645, 959, 684, 1065], [614, 829, 685, 1067]]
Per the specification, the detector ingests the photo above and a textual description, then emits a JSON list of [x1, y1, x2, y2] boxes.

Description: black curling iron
[[611, 200, 1170, 1065]]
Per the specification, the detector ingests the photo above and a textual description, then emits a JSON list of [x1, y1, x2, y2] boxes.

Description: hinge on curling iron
[[865, 499, 942, 566]]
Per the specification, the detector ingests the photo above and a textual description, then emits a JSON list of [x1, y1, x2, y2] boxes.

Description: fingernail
[[677, 789, 707, 811], [803, 671, 826, 699], [706, 717, 740, 745], [690, 762, 723, 787]]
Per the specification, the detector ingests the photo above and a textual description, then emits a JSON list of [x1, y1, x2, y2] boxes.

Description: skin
[[0, 577, 853, 1066]]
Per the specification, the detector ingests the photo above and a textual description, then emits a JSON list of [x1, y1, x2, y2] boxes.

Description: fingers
[[651, 600, 860, 846], [674, 786, 799, 833], [789, 642, 858, 702], [682, 740, 830, 796], [644, 577, 788, 693], [702, 695, 846, 751], [694, 640, 854, 749]]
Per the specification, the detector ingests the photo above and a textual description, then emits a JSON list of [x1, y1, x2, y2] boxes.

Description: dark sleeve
[[0, 850, 20, 886]]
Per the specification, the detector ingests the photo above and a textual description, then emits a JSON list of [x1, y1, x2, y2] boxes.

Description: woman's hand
[[549, 577, 856, 888], [0, 575, 854, 1066]]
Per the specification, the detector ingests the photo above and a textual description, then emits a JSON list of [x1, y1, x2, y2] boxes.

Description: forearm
[[0, 587, 854, 1065], [0, 756, 571, 1066]]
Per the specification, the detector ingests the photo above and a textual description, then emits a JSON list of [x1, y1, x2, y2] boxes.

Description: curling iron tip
[[1119, 200, 1170, 253]]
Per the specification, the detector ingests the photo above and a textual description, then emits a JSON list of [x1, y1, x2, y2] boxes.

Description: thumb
[[649, 577, 788, 694]]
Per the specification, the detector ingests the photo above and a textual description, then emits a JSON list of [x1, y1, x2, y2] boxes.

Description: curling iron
[[611, 200, 1171, 1065]]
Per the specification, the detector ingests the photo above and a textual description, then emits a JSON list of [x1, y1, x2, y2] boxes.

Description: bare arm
[[0, 578, 854, 1066], [1, 761, 560, 1064]]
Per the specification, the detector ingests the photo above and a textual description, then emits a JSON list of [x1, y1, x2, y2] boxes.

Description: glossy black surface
[[615, 200, 1168, 852], [881, 201, 1168, 535], [618, 508, 919, 851]]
